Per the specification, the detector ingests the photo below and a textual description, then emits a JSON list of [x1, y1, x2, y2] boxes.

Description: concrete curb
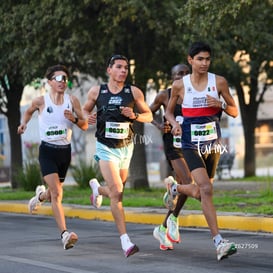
[[1, 202, 273, 233]]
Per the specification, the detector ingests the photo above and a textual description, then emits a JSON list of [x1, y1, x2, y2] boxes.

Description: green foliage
[[14, 161, 43, 191], [231, 176, 273, 182], [1, 183, 272, 215], [70, 160, 103, 189], [0, 0, 188, 88], [176, 0, 273, 177], [13, 141, 42, 191], [61, 183, 273, 215], [1, 0, 273, 186], [0, 0, 186, 189], [260, 181, 273, 198]]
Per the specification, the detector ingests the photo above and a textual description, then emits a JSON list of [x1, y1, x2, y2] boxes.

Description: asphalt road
[[1, 212, 273, 273]]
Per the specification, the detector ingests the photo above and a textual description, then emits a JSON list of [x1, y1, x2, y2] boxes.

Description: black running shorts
[[182, 148, 220, 179], [39, 141, 71, 182], [163, 133, 183, 161]]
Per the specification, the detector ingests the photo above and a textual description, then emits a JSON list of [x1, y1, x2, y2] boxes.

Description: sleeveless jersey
[[161, 88, 184, 159], [181, 72, 222, 150], [39, 93, 73, 145], [95, 84, 135, 148], [170, 88, 183, 124], [163, 87, 183, 143], [163, 88, 183, 124]]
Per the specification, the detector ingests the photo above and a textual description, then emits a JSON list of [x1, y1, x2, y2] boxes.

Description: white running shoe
[[167, 213, 181, 243], [89, 178, 103, 208], [163, 176, 178, 210], [62, 231, 78, 250], [216, 239, 237, 261], [153, 225, 173, 250], [28, 185, 46, 214]]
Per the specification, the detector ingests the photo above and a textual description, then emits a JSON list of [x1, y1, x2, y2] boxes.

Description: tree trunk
[[128, 61, 150, 189], [129, 122, 149, 189], [236, 82, 258, 177], [243, 119, 256, 177], [6, 81, 24, 189], [7, 110, 23, 188]]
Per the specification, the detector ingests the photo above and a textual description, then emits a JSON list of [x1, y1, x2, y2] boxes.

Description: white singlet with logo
[[39, 93, 73, 145]]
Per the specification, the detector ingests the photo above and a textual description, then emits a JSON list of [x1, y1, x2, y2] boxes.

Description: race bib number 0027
[[190, 121, 217, 142]]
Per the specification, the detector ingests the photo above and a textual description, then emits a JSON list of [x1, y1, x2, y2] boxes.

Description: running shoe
[[62, 231, 78, 250], [167, 213, 181, 243], [153, 225, 173, 250], [28, 185, 46, 214], [89, 178, 103, 208], [163, 191, 178, 210], [124, 244, 139, 258], [163, 176, 178, 210], [216, 239, 237, 261]]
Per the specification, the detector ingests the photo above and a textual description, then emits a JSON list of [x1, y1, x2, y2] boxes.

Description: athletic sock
[[213, 234, 223, 248], [159, 224, 167, 231], [120, 233, 134, 251], [61, 230, 68, 239]]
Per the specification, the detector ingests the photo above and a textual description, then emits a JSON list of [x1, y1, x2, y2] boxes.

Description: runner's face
[[173, 68, 190, 80], [189, 51, 211, 74], [49, 71, 68, 92], [108, 60, 129, 83]]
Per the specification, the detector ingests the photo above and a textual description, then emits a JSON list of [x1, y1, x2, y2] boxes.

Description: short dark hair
[[45, 64, 69, 80], [107, 55, 129, 67], [188, 42, 211, 58]]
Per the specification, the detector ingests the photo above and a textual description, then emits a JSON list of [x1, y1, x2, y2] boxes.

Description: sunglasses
[[52, 75, 68, 83], [107, 55, 129, 67]]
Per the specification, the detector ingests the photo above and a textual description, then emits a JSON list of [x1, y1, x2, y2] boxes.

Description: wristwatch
[[73, 117, 79, 124], [221, 102, 227, 110]]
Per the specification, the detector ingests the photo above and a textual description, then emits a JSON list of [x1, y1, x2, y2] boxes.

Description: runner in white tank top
[[39, 92, 73, 145], [17, 64, 88, 250]]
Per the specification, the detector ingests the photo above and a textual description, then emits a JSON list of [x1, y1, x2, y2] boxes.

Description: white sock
[[120, 233, 134, 251], [61, 230, 69, 239], [213, 234, 223, 248]]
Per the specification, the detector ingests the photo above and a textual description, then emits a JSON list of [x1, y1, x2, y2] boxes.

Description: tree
[[4, 0, 268, 186], [0, 1, 90, 188], [178, 0, 273, 176], [0, 0, 185, 188]]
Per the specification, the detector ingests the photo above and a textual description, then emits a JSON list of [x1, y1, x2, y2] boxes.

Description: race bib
[[45, 125, 67, 141], [191, 121, 218, 142], [105, 122, 130, 139]]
